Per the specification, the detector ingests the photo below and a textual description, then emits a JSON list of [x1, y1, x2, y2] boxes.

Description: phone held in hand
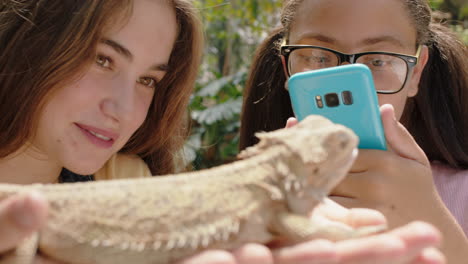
[[288, 64, 387, 150]]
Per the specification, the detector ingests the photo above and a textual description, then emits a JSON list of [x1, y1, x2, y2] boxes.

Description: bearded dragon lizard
[[0, 115, 384, 264]]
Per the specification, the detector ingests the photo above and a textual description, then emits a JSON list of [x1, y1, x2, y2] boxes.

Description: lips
[[75, 123, 119, 149]]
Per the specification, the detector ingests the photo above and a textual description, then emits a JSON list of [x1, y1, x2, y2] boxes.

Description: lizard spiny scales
[[0, 115, 384, 264]]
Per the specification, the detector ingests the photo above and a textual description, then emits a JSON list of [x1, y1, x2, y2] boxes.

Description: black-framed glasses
[[281, 45, 421, 94]]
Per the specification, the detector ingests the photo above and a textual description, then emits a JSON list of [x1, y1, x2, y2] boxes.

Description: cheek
[[377, 94, 408, 121], [32, 85, 82, 152], [33, 105, 60, 151], [129, 92, 154, 132], [38, 84, 85, 129]]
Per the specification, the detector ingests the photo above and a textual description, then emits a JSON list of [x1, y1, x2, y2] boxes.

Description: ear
[[407, 45, 429, 97]]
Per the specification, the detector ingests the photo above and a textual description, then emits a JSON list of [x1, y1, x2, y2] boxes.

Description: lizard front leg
[[271, 211, 386, 242], [0, 233, 39, 264]]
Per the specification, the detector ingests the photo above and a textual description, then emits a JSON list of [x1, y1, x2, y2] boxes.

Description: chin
[[62, 159, 107, 176]]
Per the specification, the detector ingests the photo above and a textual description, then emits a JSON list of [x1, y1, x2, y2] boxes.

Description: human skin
[[0, 149, 444, 264], [0, 111, 446, 264], [178, 0, 458, 262], [0, 0, 177, 262], [0, 112, 445, 264], [178, 193, 444, 264], [287, 0, 427, 121], [286, 0, 468, 262], [0, 0, 177, 185], [0, 0, 451, 263], [179, 109, 445, 263], [178, 0, 450, 262]]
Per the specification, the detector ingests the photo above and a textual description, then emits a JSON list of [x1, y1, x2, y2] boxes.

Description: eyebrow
[[360, 36, 406, 48], [295, 33, 406, 48], [296, 33, 337, 44], [101, 39, 170, 72]]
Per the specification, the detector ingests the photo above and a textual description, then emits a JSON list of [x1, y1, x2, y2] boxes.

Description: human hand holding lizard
[[178, 198, 444, 264], [330, 104, 468, 262], [0, 112, 445, 264], [0, 192, 63, 264], [179, 113, 444, 264], [3, 194, 441, 264]]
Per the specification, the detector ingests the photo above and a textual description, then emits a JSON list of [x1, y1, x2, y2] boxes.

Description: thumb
[[285, 117, 298, 128], [381, 104, 429, 167], [0, 192, 48, 253]]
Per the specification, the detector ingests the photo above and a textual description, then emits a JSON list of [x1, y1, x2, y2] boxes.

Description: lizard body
[[0, 115, 384, 264]]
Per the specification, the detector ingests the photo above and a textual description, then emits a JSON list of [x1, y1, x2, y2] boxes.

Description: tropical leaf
[[196, 71, 245, 97], [181, 132, 202, 167], [191, 98, 243, 125]]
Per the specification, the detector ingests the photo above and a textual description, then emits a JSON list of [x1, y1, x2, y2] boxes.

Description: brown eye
[[371, 59, 385, 67], [96, 55, 111, 68], [138, 77, 157, 88]]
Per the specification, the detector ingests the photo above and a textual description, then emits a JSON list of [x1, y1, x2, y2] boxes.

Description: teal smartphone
[[288, 64, 387, 150]]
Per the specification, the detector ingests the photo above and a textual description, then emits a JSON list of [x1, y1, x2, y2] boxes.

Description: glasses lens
[[288, 48, 339, 75], [357, 54, 408, 93]]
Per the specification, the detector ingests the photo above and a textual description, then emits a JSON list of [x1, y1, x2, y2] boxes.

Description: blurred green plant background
[[183, 0, 468, 170]]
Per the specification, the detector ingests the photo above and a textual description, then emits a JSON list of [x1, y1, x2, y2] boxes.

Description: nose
[[100, 77, 135, 123]]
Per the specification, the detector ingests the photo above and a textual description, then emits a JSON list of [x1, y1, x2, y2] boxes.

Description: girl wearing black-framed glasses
[[240, 0, 468, 262]]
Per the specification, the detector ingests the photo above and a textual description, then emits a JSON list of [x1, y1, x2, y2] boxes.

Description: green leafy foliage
[[430, 0, 444, 9], [431, 0, 468, 43], [186, 70, 246, 169], [184, 0, 282, 170], [453, 25, 468, 44]]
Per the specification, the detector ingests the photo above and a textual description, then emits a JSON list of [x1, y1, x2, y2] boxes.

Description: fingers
[[178, 241, 339, 264], [176, 244, 274, 264], [341, 208, 386, 228], [410, 247, 446, 264], [0, 192, 48, 253], [176, 222, 441, 264], [34, 255, 68, 264], [335, 221, 442, 264], [285, 117, 298, 128], [380, 104, 429, 167], [272, 239, 338, 264], [387, 221, 442, 263], [343, 104, 429, 173], [232, 243, 273, 264], [336, 232, 408, 264], [174, 250, 237, 264], [314, 198, 386, 228]]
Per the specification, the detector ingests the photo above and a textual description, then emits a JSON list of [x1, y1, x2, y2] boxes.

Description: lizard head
[[239, 115, 359, 214]]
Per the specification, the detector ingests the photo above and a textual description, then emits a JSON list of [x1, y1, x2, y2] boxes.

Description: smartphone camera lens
[[325, 93, 340, 107], [341, 91, 353, 105]]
